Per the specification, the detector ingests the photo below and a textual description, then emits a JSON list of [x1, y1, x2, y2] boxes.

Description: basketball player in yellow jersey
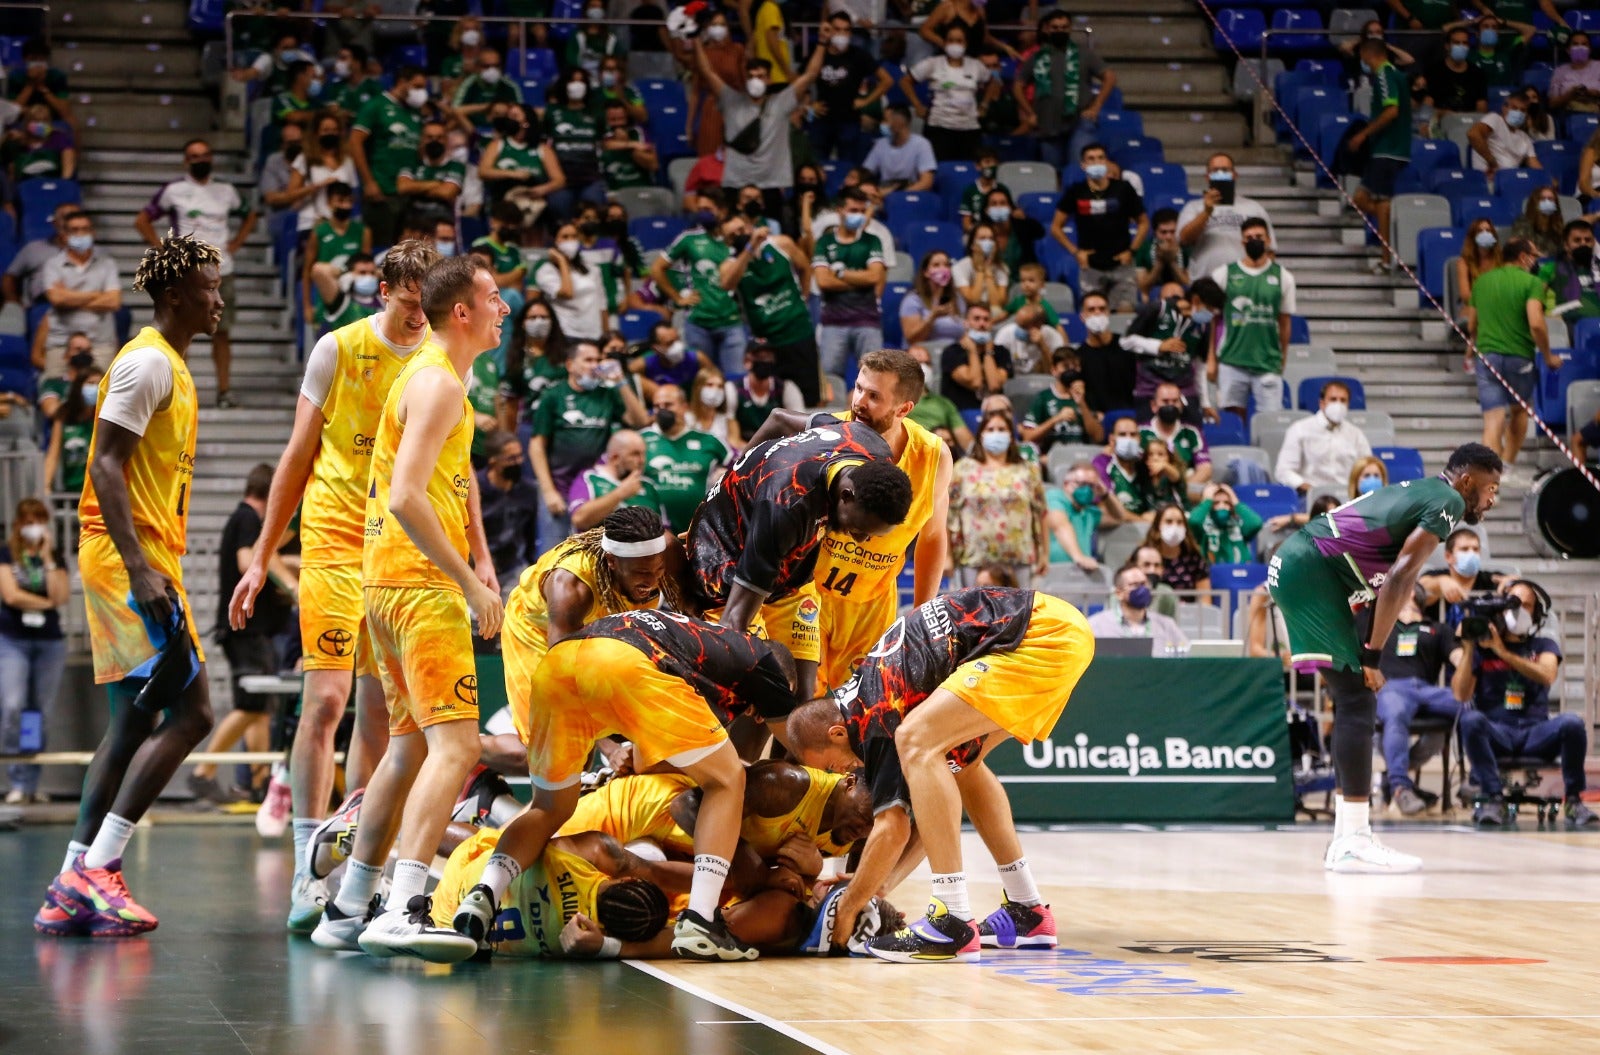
[[33, 234, 223, 939], [228, 241, 490, 935], [749, 348, 952, 692], [310, 256, 507, 964]]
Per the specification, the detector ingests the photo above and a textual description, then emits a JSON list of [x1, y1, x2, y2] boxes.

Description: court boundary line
[[626, 960, 854, 1055], [763, 1014, 1600, 1025]]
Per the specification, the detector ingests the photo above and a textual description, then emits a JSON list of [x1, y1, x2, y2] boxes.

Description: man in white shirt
[[36, 210, 120, 374], [993, 304, 1064, 375], [1467, 93, 1542, 180], [1274, 380, 1372, 494], [1086, 565, 1189, 655], [861, 104, 936, 192], [1176, 152, 1275, 281], [136, 137, 258, 409]]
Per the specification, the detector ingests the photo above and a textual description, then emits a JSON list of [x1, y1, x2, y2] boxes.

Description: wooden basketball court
[[5, 822, 1598, 1053]]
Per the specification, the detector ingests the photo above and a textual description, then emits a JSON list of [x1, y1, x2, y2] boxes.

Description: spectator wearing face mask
[[1053, 143, 1147, 313], [813, 187, 887, 380], [502, 296, 567, 431], [1073, 291, 1135, 414], [1094, 417, 1156, 522], [1548, 32, 1600, 117], [1087, 565, 1188, 653], [1467, 91, 1542, 181], [726, 340, 806, 441], [696, 43, 827, 221], [959, 148, 1011, 234], [1457, 218, 1501, 333], [680, 11, 745, 157], [349, 66, 429, 247], [397, 119, 465, 229], [994, 304, 1066, 376], [1536, 218, 1600, 317], [806, 175, 899, 268], [1208, 217, 1294, 424], [718, 213, 820, 405], [476, 429, 541, 591], [325, 45, 383, 120], [0, 496, 69, 805], [644, 383, 732, 532], [598, 101, 658, 193], [1135, 208, 1191, 297], [1046, 460, 1127, 571], [941, 301, 1009, 413], [1021, 347, 1102, 454], [6, 101, 74, 183], [1510, 185, 1564, 259], [655, 191, 747, 375], [308, 251, 383, 334], [810, 12, 892, 164], [545, 71, 610, 220], [1186, 482, 1261, 565], [900, 249, 966, 352], [453, 47, 524, 133], [862, 103, 938, 192], [300, 182, 370, 322], [289, 113, 360, 236], [684, 366, 740, 446], [1468, 237, 1560, 475], [1274, 381, 1372, 495], [1141, 382, 1211, 487], [1419, 25, 1489, 124], [1143, 502, 1209, 594], [41, 350, 100, 496], [8, 37, 74, 134], [902, 25, 986, 162], [479, 102, 567, 226], [1121, 277, 1223, 417], [34, 211, 118, 377], [566, 1, 627, 80], [537, 221, 609, 341], [1178, 152, 1275, 281], [1459, 14, 1535, 90], [257, 123, 314, 225], [1347, 455, 1388, 499], [1419, 526, 1507, 621], [1018, 11, 1113, 171], [639, 321, 715, 396], [948, 410, 1049, 586], [1348, 37, 1413, 276]]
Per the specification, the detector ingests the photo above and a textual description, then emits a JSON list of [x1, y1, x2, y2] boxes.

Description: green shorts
[[1266, 532, 1361, 674]]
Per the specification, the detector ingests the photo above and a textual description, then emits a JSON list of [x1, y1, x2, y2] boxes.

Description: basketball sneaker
[[1323, 831, 1422, 874], [256, 763, 291, 839], [311, 892, 381, 952], [286, 872, 328, 934], [307, 788, 365, 881], [977, 898, 1057, 949], [866, 899, 980, 963], [672, 909, 759, 962], [55, 858, 158, 936], [359, 895, 479, 964], [450, 884, 498, 948], [33, 887, 90, 937]]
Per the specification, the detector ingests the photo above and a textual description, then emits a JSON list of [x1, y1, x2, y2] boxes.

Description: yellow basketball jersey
[[742, 766, 854, 857], [510, 537, 659, 654], [301, 314, 426, 568], [813, 416, 942, 602], [556, 774, 696, 856], [361, 342, 473, 591], [78, 327, 198, 570], [507, 841, 606, 957]]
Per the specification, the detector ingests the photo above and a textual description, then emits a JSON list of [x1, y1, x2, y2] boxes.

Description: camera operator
[[1452, 579, 1598, 828], [1365, 585, 1465, 817], [1418, 527, 1508, 623]]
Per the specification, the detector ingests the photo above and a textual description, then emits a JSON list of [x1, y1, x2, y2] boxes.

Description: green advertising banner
[[986, 657, 1294, 823]]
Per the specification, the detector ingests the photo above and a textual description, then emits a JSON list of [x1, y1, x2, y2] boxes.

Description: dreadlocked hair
[[595, 878, 669, 942], [559, 506, 683, 614], [132, 230, 222, 299]]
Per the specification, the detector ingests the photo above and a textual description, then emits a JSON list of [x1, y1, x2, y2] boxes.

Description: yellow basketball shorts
[[500, 585, 551, 746], [938, 594, 1095, 745], [431, 827, 501, 927], [817, 588, 899, 694], [757, 582, 821, 664], [526, 637, 727, 790], [363, 585, 478, 737], [297, 563, 376, 675], [80, 533, 205, 685]]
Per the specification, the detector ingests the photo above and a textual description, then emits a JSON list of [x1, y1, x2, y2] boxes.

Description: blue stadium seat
[[885, 191, 941, 241], [935, 160, 978, 223], [629, 215, 689, 253], [1097, 110, 1144, 139], [1567, 112, 1600, 144], [1269, 9, 1325, 53], [17, 179, 81, 243], [617, 310, 654, 344], [1417, 226, 1462, 308], [1314, 114, 1359, 185], [1521, 63, 1554, 96], [1569, 8, 1600, 33], [1062, 313, 1086, 343], [1451, 194, 1514, 228], [518, 77, 549, 103], [1210, 562, 1269, 610], [1236, 483, 1301, 520], [1429, 167, 1487, 197], [1297, 375, 1365, 410], [548, 0, 584, 41], [1136, 163, 1188, 202], [1539, 349, 1600, 423], [1018, 192, 1056, 230], [509, 48, 559, 81], [1534, 140, 1578, 195], [1293, 58, 1340, 83], [1036, 237, 1080, 294], [648, 105, 691, 161], [635, 77, 686, 113], [1573, 316, 1600, 350], [391, 44, 429, 70], [1374, 445, 1425, 481], [0, 334, 27, 371], [0, 366, 35, 403], [1411, 137, 1460, 177], [902, 222, 963, 268], [821, 161, 849, 198], [0, 36, 27, 69], [1289, 315, 1310, 344], [1213, 9, 1267, 52], [186, 0, 225, 34], [989, 135, 1038, 162], [1203, 417, 1246, 448], [1107, 135, 1164, 168], [883, 282, 912, 346], [1493, 168, 1553, 213]]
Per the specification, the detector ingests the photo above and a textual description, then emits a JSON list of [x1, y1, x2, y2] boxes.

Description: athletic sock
[[332, 859, 384, 917], [1336, 798, 1370, 839], [61, 840, 89, 874], [478, 854, 521, 903], [687, 854, 730, 920], [931, 872, 972, 921], [292, 819, 321, 878], [996, 857, 1043, 907], [83, 814, 136, 870], [386, 859, 430, 912]]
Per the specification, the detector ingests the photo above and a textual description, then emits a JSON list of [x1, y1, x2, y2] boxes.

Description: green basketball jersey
[[736, 242, 813, 344], [643, 424, 730, 532], [1216, 261, 1285, 375], [1298, 477, 1467, 599], [664, 229, 741, 329]]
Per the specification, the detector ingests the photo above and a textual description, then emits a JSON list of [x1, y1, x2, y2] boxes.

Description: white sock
[[292, 819, 320, 877], [931, 872, 972, 920], [83, 814, 136, 870], [687, 854, 730, 920], [333, 859, 383, 916], [479, 854, 521, 903], [61, 840, 89, 873], [386, 858, 430, 912], [1337, 798, 1370, 839], [996, 857, 1043, 907]]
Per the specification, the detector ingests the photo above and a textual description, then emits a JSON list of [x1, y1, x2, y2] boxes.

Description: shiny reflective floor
[[4, 823, 1600, 1054]]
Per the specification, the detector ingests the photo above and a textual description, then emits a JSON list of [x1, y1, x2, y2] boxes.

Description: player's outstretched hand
[[229, 563, 267, 630], [469, 581, 504, 640]]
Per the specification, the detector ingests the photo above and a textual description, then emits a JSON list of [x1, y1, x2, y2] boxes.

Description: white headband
[[601, 533, 667, 558]]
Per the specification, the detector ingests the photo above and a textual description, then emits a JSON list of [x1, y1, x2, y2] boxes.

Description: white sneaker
[[1324, 831, 1422, 874], [286, 872, 328, 933], [450, 884, 498, 950], [310, 893, 379, 951], [359, 895, 479, 964], [256, 763, 291, 839]]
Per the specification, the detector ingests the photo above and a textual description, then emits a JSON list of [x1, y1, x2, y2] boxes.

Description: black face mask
[[728, 233, 752, 254], [319, 133, 341, 151], [602, 219, 626, 238], [1573, 245, 1595, 270], [493, 116, 519, 137], [1058, 369, 1082, 387], [578, 221, 598, 236], [749, 358, 779, 379], [1045, 30, 1071, 47], [284, 143, 302, 161], [498, 461, 524, 483], [655, 409, 678, 432], [1156, 404, 1182, 424], [1243, 237, 1268, 260], [741, 201, 763, 218], [797, 180, 819, 193], [332, 206, 353, 222], [188, 161, 212, 180], [423, 140, 446, 161]]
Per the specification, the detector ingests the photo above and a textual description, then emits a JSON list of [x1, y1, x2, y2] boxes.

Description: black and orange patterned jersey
[[569, 609, 796, 725], [836, 587, 1037, 813], [683, 418, 892, 610]]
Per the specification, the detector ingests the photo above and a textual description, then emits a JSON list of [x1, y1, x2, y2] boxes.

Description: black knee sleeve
[[1323, 667, 1377, 797]]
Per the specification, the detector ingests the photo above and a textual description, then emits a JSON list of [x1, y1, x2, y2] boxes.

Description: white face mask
[[524, 316, 551, 339], [746, 77, 767, 99], [1159, 523, 1187, 547], [662, 339, 686, 363], [19, 523, 46, 545], [567, 80, 587, 101], [700, 384, 726, 408], [945, 43, 966, 59], [334, 59, 351, 79], [1083, 313, 1111, 334], [1506, 608, 1534, 636], [405, 86, 429, 109], [461, 29, 481, 47], [975, 238, 995, 256], [832, 33, 852, 50], [1114, 436, 1142, 461], [1323, 400, 1349, 424], [480, 66, 502, 85], [557, 239, 582, 258], [706, 23, 729, 41]]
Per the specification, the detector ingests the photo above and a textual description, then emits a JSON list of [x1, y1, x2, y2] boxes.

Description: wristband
[[1359, 645, 1382, 668], [597, 936, 622, 959]]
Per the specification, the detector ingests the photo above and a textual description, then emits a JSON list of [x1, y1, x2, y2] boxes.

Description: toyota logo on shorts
[[454, 675, 478, 705], [318, 628, 354, 656]]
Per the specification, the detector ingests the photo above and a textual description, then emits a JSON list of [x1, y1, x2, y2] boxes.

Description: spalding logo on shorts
[[454, 675, 478, 706], [318, 628, 354, 656]]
